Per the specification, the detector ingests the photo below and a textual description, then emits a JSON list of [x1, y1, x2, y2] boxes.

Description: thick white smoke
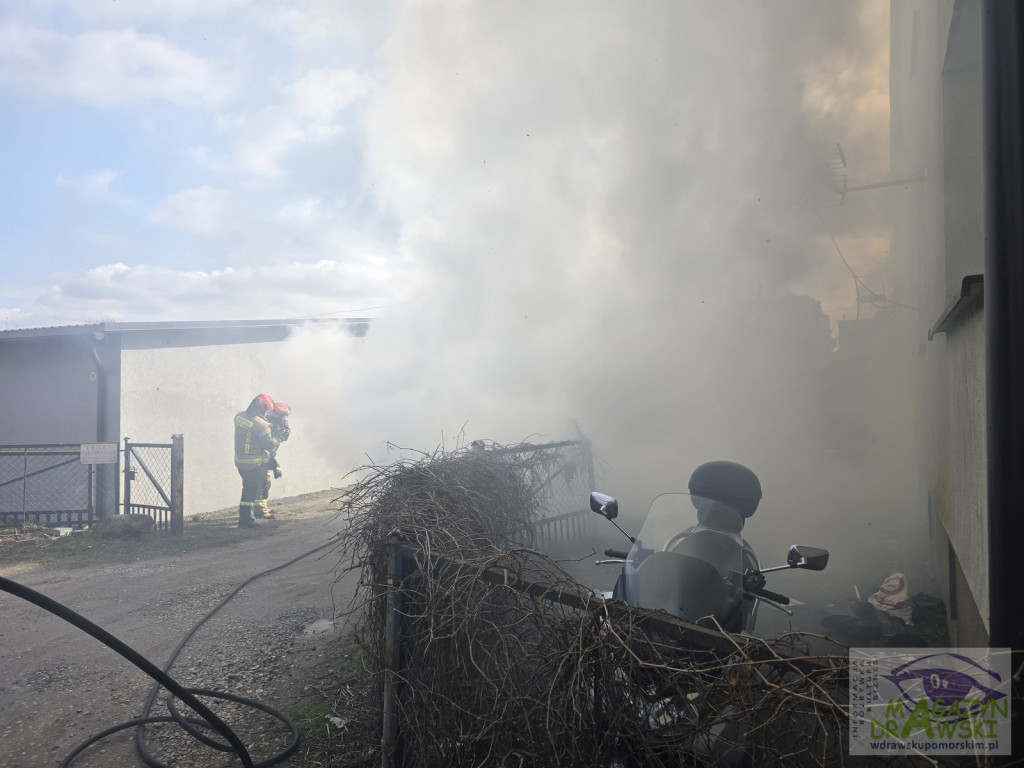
[[272, 2, 918, 603]]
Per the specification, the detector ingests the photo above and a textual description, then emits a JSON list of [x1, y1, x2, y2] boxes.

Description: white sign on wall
[[80, 442, 118, 464]]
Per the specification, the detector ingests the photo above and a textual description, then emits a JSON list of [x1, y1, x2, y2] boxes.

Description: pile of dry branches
[[327, 446, 959, 768]]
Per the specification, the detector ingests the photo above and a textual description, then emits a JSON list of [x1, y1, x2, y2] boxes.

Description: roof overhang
[[0, 318, 372, 348]]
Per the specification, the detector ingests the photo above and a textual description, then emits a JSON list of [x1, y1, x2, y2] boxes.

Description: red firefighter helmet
[[272, 402, 290, 419], [252, 393, 275, 417]]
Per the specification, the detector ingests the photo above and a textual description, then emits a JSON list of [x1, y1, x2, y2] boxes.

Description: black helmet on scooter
[[688, 460, 762, 518]]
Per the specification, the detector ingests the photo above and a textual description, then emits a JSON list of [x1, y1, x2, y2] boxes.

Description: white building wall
[[892, 0, 989, 642], [120, 341, 345, 517]]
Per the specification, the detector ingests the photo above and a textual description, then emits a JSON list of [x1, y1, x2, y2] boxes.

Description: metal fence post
[[123, 438, 132, 515], [114, 438, 121, 520], [381, 535, 403, 768], [88, 464, 94, 528], [170, 434, 184, 536], [20, 448, 27, 528]]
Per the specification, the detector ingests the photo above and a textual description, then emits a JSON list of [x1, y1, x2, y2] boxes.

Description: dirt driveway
[[0, 495, 360, 768]]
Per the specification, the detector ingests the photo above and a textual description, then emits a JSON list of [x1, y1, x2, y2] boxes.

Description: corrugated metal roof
[[0, 317, 372, 342]]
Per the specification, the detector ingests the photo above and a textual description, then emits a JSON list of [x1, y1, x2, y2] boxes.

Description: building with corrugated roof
[[0, 318, 369, 520]]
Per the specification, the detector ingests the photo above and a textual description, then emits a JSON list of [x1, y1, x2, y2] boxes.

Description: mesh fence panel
[[534, 448, 592, 518], [489, 440, 595, 554], [125, 443, 172, 508], [0, 446, 93, 527], [491, 440, 594, 516]]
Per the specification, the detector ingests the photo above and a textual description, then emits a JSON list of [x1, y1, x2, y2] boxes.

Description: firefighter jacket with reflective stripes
[[234, 410, 280, 470]]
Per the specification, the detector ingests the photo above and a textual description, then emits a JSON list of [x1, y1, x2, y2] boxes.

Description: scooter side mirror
[[786, 545, 829, 571], [590, 491, 619, 520]]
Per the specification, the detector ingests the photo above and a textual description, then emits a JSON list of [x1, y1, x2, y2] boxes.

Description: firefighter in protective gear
[[234, 393, 280, 528], [256, 402, 291, 519]]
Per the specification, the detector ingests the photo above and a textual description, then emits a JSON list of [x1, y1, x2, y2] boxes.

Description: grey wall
[[0, 335, 119, 445], [0, 333, 122, 518]]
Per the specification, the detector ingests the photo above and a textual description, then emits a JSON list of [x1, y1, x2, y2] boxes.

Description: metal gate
[[0, 445, 95, 529], [123, 435, 184, 535], [487, 439, 596, 554]]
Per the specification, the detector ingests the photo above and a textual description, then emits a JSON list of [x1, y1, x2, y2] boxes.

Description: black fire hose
[[0, 533, 340, 768]]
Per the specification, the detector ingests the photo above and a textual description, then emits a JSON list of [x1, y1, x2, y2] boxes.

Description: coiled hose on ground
[[0, 534, 339, 768]]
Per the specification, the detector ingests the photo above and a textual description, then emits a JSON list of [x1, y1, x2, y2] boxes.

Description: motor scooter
[[587, 461, 830, 766], [590, 489, 829, 635]]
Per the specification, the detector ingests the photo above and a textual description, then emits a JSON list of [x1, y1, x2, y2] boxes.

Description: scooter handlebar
[[750, 587, 790, 605], [604, 548, 630, 559]]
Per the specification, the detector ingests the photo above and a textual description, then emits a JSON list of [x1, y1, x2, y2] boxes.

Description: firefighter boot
[[238, 505, 261, 529], [253, 500, 275, 520]]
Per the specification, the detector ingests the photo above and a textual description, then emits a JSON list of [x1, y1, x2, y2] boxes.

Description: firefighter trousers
[[237, 466, 268, 523]]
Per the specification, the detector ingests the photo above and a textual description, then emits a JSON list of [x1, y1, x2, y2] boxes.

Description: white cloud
[[291, 68, 372, 121], [231, 67, 372, 176], [149, 185, 237, 236], [182, 144, 229, 174], [0, 23, 234, 107], [12, 258, 398, 327], [273, 197, 323, 224], [24, 0, 249, 24], [55, 169, 116, 193], [254, 2, 380, 44], [54, 169, 136, 207]]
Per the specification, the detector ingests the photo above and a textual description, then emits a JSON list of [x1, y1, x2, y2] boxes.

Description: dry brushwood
[[327, 446, 981, 768]]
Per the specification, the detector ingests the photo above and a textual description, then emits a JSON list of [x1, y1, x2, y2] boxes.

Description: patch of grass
[[0, 490, 339, 569], [285, 641, 378, 768], [0, 521, 50, 543], [289, 697, 335, 759], [0, 512, 249, 568], [337, 646, 364, 684]]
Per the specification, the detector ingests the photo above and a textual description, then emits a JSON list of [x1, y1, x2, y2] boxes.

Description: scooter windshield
[[621, 493, 746, 628]]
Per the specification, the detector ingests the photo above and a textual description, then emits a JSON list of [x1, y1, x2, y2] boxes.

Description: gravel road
[[0, 498, 359, 768]]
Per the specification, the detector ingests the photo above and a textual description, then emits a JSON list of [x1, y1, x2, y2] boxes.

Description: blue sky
[[2, 1, 397, 326], [1, 1, 891, 335]]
